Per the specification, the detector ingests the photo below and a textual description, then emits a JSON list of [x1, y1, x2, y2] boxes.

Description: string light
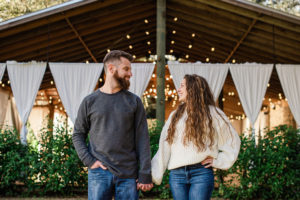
[[232, 59, 236, 63], [145, 31, 149, 35], [147, 41, 151, 45], [206, 58, 210, 62], [188, 44, 192, 49], [107, 49, 110, 53], [126, 34, 130, 39], [171, 40, 175, 44], [86, 60, 89, 64], [170, 49, 174, 53], [267, 83, 270, 87], [172, 30, 176, 34], [211, 47, 215, 52], [237, 102, 241, 106], [144, 19, 149, 24], [148, 50, 151, 54], [2, 84, 4, 87], [185, 54, 189, 59], [129, 45, 133, 49], [7, 81, 10, 84], [222, 98, 225, 102], [50, 81, 54, 85], [191, 33, 195, 37], [173, 17, 178, 21], [152, 74, 155, 78], [133, 55, 136, 59]]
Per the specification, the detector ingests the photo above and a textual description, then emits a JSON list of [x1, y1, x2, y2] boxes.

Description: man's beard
[[113, 70, 130, 90]]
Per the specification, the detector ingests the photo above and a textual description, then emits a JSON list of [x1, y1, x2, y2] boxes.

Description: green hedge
[[214, 125, 300, 200], [0, 123, 299, 199], [0, 122, 87, 196]]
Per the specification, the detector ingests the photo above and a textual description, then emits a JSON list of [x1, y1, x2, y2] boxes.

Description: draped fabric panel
[[0, 89, 10, 127], [7, 62, 47, 144], [168, 63, 229, 101], [129, 63, 155, 97], [229, 63, 273, 126], [276, 64, 300, 126], [49, 63, 103, 123], [0, 63, 5, 81]]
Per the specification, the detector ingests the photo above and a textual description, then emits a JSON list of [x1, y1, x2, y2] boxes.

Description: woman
[[151, 74, 241, 200]]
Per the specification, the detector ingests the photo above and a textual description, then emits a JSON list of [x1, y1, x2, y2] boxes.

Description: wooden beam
[[0, 0, 126, 37], [13, 19, 156, 61], [0, 8, 155, 60], [1, 0, 154, 48], [168, 24, 291, 63], [167, 2, 300, 50], [225, 19, 257, 63], [167, 19, 300, 62], [156, 0, 166, 123], [65, 17, 97, 62], [194, 0, 300, 33], [45, 34, 156, 62]]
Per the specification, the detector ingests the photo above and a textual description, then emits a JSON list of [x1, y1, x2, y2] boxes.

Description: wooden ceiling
[[0, 0, 299, 117]]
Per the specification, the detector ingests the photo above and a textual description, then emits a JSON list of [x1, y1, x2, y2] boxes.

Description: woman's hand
[[201, 156, 213, 168]]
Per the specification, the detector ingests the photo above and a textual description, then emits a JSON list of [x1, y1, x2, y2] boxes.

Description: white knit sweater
[[151, 106, 241, 185]]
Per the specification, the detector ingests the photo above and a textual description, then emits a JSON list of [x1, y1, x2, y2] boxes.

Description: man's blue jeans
[[169, 163, 214, 200], [88, 167, 138, 200]]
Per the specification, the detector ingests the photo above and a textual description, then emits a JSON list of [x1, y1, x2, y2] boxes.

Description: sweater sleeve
[[72, 98, 97, 168], [134, 97, 152, 184], [151, 112, 174, 185], [212, 109, 241, 170]]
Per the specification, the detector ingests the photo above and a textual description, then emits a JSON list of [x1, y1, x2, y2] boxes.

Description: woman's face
[[178, 78, 187, 102]]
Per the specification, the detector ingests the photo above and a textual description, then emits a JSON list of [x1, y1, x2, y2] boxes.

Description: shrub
[[0, 128, 31, 196], [1, 121, 299, 199], [214, 125, 300, 200]]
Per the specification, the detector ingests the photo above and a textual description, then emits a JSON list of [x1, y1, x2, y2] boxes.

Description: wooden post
[[156, 0, 166, 124]]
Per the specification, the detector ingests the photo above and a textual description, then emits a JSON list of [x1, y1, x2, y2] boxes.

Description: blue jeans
[[88, 167, 138, 200], [169, 163, 214, 200]]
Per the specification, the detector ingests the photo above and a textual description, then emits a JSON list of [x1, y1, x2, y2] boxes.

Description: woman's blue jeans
[[169, 163, 214, 200], [88, 167, 138, 200]]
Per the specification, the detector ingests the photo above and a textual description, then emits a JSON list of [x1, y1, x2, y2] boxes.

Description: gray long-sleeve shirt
[[72, 89, 152, 183]]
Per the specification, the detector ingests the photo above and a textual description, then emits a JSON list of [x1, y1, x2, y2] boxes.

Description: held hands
[[201, 156, 214, 168], [90, 160, 107, 170], [136, 180, 153, 192]]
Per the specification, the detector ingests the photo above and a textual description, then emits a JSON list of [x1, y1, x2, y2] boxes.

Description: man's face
[[113, 57, 132, 90]]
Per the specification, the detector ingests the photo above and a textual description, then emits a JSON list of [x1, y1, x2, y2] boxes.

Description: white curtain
[[129, 63, 155, 97], [0, 63, 5, 80], [7, 61, 46, 144], [0, 89, 10, 127], [229, 63, 273, 126], [49, 63, 103, 123], [168, 63, 229, 101], [276, 64, 300, 126]]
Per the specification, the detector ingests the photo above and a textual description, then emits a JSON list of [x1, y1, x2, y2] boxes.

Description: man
[[73, 50, 153, 200]]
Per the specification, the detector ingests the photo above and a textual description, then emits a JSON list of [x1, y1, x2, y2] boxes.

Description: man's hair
[[103, 50, 133, 73]]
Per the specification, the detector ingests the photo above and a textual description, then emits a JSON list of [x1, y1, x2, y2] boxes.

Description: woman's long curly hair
[[166, 74, 220, 152]]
